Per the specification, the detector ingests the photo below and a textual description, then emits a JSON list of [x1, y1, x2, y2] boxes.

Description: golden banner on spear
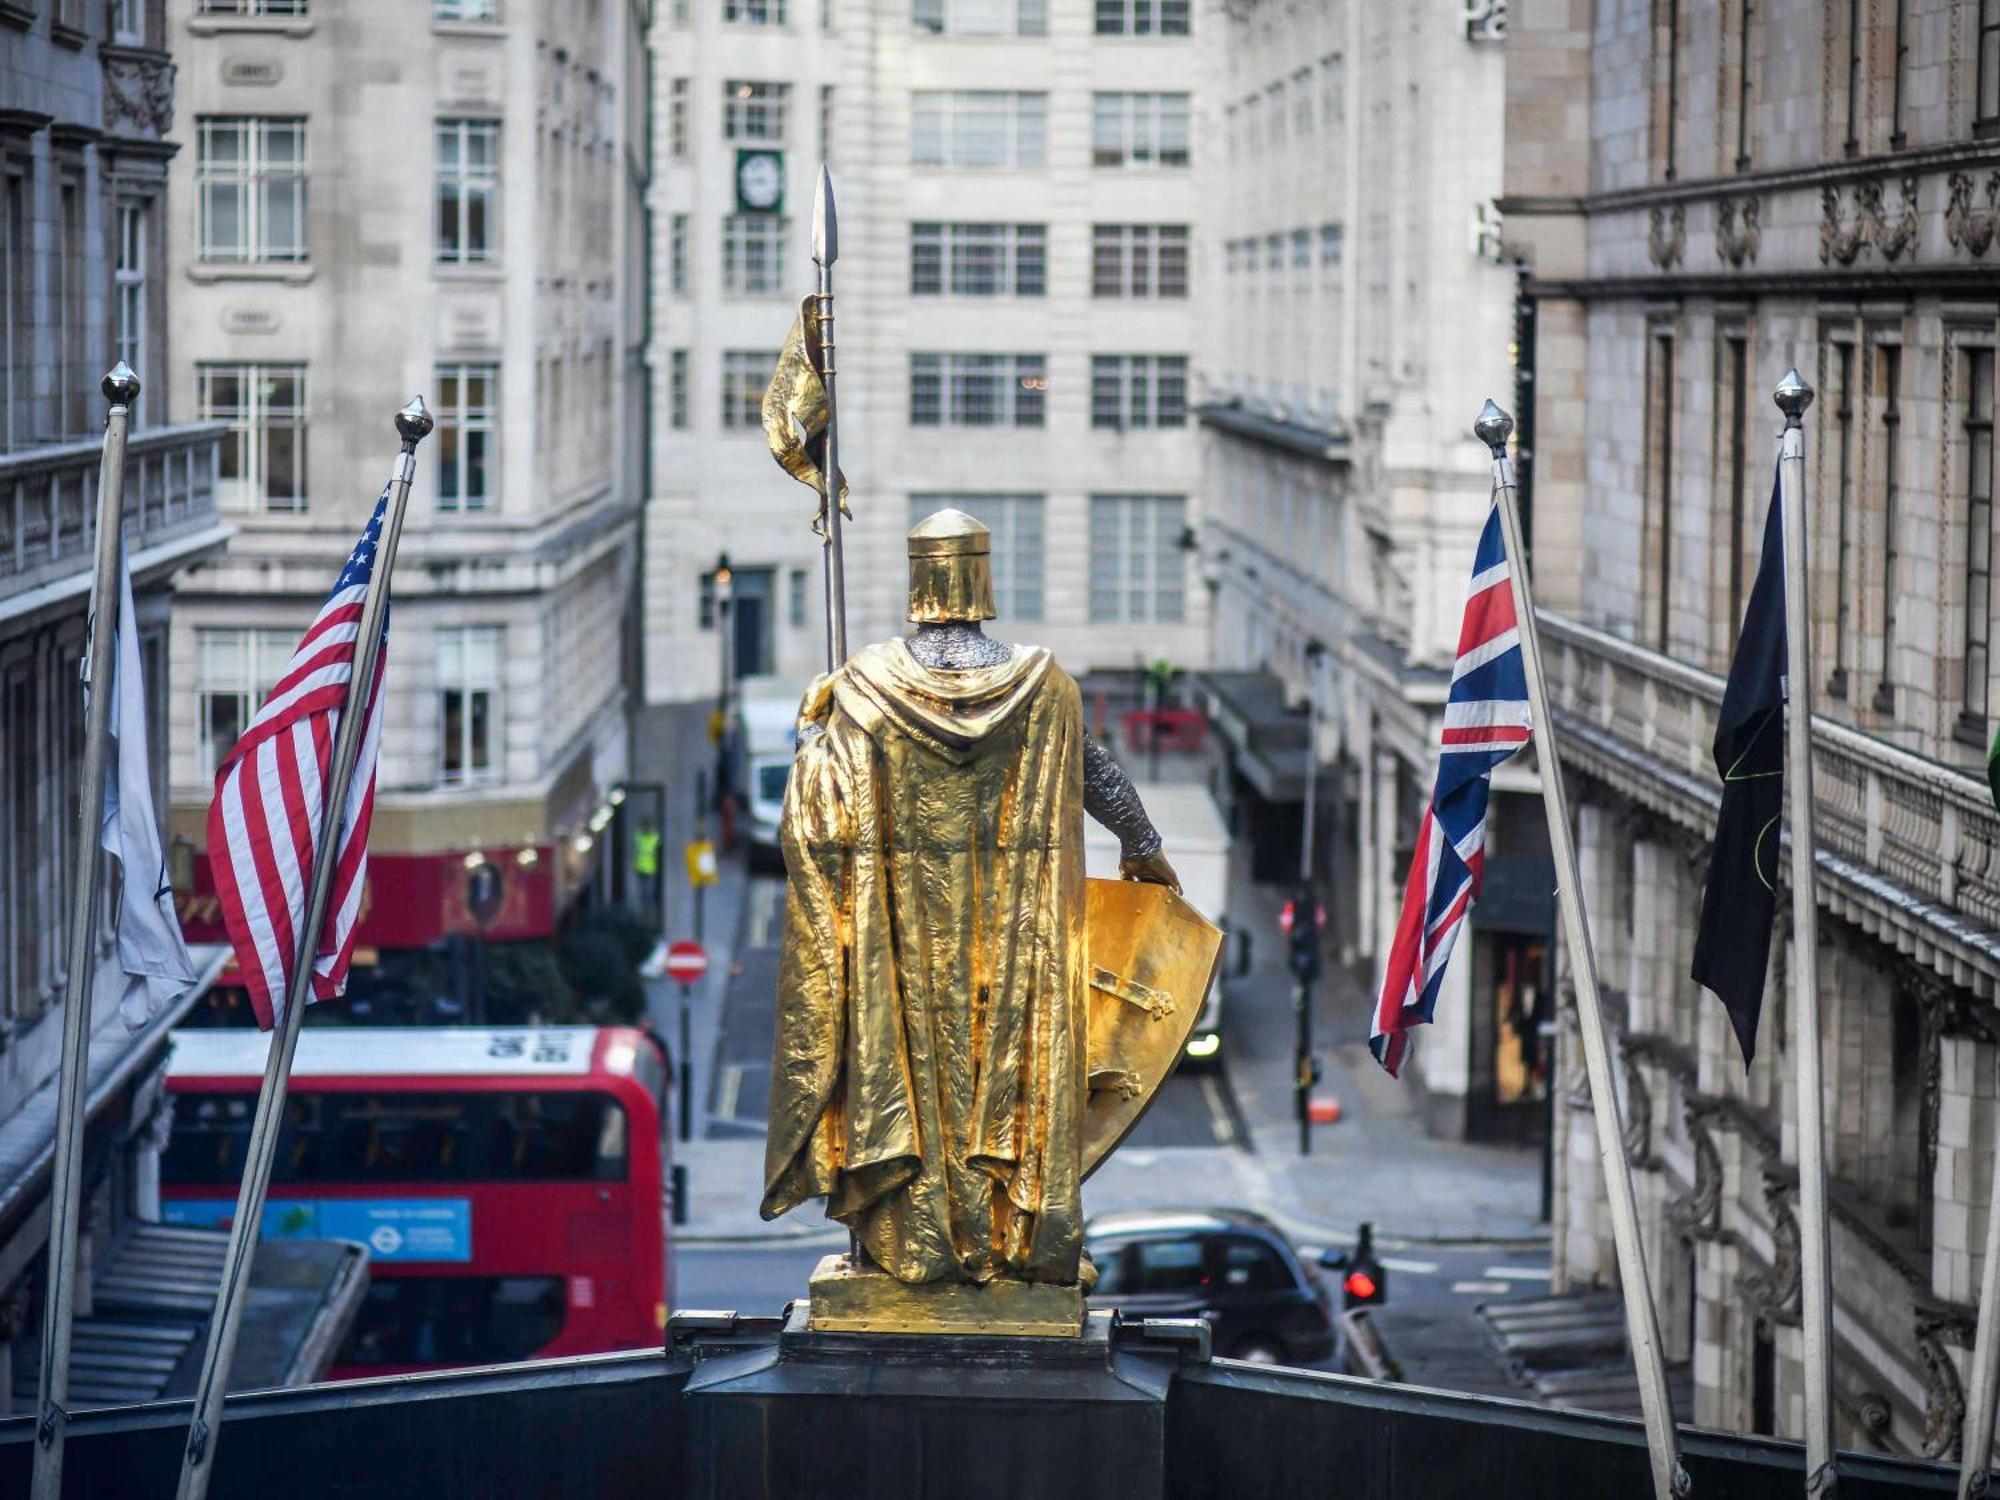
[[763, 293, 850, 538]]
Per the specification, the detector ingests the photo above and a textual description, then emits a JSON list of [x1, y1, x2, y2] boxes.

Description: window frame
[[196, 116, 309, 265], [908, 352, 1047, 428], [1089, 493, 1188, 624], [435, 362, 498, 513], [910, 221, 1046, 297], [1090, 354, 1189, 430], [1091, 92, 1191, 168], [723, 80, 790, 142], [722, 349, 780, 429], [198, 361, 310, 513], [722, 213, 791, 295], [435, 117, 500, 266], [911, 90, 1048, 168]]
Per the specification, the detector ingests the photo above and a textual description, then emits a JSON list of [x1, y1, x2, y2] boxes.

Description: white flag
[[100, 548, 197, 1028]]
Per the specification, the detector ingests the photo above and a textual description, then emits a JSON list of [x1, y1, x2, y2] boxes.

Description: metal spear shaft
[[1960, 1106, 2000, 1498], [175, 398, 432, 1500], [1477, 400, 1688, 1500], [30, 363, 141, 1500], [1774, 369, 1838, 1498], [813, 164, 847, 671]]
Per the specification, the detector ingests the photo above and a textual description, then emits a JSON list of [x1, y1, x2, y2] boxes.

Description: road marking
[[1453, 1279, 1510, 1296], [1482, 1265, 1552, 1281], [1199, 1075, 1236, 1146], [716, 1064, 743, 1120], [1381, 1256, 1439, 1275], [749, 884, 777, 949]]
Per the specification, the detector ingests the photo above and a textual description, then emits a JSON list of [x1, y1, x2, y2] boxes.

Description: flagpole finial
[[812, 164, 837, 267], [102, 362, 140, 407], [1774, 369, 1814, 428], [395, 395, 434, 449], [1473, 399, 1514, 457]]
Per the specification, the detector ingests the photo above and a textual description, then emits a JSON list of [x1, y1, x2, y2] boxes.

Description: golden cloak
[[761, 640, 1088, 1286]]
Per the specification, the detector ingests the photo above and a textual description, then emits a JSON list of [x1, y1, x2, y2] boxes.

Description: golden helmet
[[907, 508, 996, 624]]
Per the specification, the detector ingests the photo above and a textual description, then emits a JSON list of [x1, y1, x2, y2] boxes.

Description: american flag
[[207, 488, 390, 1031], [1370, 502, 1532, 1076]]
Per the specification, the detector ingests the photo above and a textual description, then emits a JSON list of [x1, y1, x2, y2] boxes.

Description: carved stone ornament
[[1916, 1310, 1974, 1460], [1946, 171, 2000, 258], [1877, 175, 1921, 262], [1822, 177, 1921, 266], [1736, 1168, 1802, 1325], [101, 52, 175, 142], [1666, 1098, 1724, 1238], [1648, 204, 1686, 269], [1715, 195, 1761, 267], [1854, 1391, 1895, 1447]]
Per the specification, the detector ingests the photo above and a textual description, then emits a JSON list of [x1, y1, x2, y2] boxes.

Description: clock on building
[[736, 149, 784, 214]]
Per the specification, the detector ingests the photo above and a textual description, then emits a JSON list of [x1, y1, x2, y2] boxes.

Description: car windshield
[[756, 763, 789, 803]]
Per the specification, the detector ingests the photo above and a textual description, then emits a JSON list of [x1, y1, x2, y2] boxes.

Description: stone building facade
[[1506, 0, 2000, 1461], [1195, 0, 1530, 1138], [161, 0, 648, 978], [644, 0, 1207, 703]]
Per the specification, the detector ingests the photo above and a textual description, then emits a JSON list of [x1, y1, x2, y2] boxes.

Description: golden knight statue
[[761, 509, 1222, 1336]]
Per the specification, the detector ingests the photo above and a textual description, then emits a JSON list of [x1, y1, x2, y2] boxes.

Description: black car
[[1083, 1208, 1337, 1366]]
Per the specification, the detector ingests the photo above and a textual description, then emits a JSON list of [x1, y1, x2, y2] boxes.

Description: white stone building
[[1194, 0, 1526, 1138], [644, 0, 1207, 705], [162, 0, 647, 976], [1506, 0, 2000, 1462]]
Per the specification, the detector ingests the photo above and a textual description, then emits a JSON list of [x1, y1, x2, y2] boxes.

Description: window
[[670, 213, 689, 294], [909, 354, 1046, 428], [1090, 494, 1185, 623], [669, 349, 689, 429], [1091, 355, 1188, 429], [56, 174, 84, 436], [115, 200, 148, 396], [910, 494, 1045, 620], [1889, 0, 1909, 143], [435, 0, 499, 17], [199, 362, 308, 512], [915, 0, 1047, 34], [1095, 0, 1187, 35], [199, 0, 310, 12], [436, 363, 496, 512], [1643, 330, 1675, 650], [1289, 227, 1310, 269], [1876, 345, 1902, 710], [1733, 0, 1756, 165], [1653, 0, 1681, 178], [1219, 1237, 1291, 1292], [1092, 93, 1189, 167], [1292, 68, 1313, 134], [1843, 0, 1863, 153], [1830, 342, 1855, 690], [911, 91, 1047, 167], [910, 222, 1045, 296], [722, 350, 777, 428], [669, 79, 689, 158], [724, 0, 786, 21], [197, 117, 307, 263], [341, 1276, 564, 1369], [196, 629, 296, 778], [113, 0, 145, 42], [436, 119, 498, 265], [723, 214, 789, 295], [1715, 332, 1750, 661], [1964, 348, 1994, 725], [3, 160, 26, 451], [1091, 224, 1188, 298], [1981, 0, 2000, 132], [724, 81, 789, 141], [439, 625, 502, 785], [1131, 1237, 1204, 1292], [1318, 223, 1343, 267], [789, 567, 807, 629]]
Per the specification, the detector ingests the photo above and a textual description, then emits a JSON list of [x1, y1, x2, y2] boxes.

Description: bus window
[[338, 1275, 566, 1367]]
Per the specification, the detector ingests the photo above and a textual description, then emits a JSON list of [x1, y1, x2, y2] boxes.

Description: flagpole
[[174, 397, 432, 1500], [812, 164, 847, 670], [30, 362, 141, 1500], [1774, 368, 1838, 1497], [1476, 400, 1687, 1500]]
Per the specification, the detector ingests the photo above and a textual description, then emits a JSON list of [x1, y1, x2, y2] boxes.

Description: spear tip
[[812, 164, 838, 267]]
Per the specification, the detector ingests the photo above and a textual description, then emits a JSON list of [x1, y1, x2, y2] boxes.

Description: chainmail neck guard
[[905, 622, 1012, 670]]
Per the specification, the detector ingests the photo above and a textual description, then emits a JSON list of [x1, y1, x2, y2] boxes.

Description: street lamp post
[[1293, 640, 1328, 1156]]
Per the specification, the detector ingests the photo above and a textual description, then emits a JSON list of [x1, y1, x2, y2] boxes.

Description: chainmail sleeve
[[1082, 736, 1162, 860]]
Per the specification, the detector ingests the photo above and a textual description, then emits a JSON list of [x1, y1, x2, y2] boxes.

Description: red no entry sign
[[664, 940, 708, 986]]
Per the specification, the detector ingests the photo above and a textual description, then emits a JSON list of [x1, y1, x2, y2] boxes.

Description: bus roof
[[166, 1027, 622, 1081]]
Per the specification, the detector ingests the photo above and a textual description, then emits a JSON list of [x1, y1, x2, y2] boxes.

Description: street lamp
[[1294, 637, 1329, 1156]]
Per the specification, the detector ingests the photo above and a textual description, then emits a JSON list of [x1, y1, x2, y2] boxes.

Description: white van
[[1083, 779, 1232, 1064], [738, 676, 812, 860]]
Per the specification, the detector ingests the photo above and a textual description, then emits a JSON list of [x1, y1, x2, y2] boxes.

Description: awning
[[1196, 402, 1353, 464], [11, 1224, 368, 1408], [1196, 671, 1313, 803]]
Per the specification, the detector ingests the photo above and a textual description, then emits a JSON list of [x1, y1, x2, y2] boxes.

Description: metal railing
[[1540, 609, 2000, 935], [0, 423, 224, 594]]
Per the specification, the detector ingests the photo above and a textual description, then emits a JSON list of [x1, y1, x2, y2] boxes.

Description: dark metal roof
[[1196, 402, 1354, 464]]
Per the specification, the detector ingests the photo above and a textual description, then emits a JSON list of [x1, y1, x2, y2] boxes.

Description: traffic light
[[1288, 887, 1321, 983], [1341, 1222, 1387, 1310]]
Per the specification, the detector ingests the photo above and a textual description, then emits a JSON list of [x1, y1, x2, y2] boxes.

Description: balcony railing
[[1539, 610, 2000, 949], [0, 422, 225, 599]]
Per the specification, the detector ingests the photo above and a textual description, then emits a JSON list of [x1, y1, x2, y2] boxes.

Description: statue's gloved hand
[[1119, 849, 1181, 894]]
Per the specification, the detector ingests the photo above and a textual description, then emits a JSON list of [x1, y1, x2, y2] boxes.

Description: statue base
[[806, 1253, 1085, 1336], [678, 1303, 1179, 1500]]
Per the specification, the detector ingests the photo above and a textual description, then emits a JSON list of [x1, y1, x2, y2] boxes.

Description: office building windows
[[910, 222, 1045, 296], [1089, 494, 1186, 622], [915, 0, 1046, 34], [115, 201, 148, 388], [436, 363, 497, 512], [723, 214, 790, 294], [724, 80, 789, 141], [909, 353, 1046, 427], [436, 118, 499, 264], [1092, 93, 1190, 166], [438, 626, 503, 786], [196, 628, 297, 779], [196, 117, 308, 263], [1091, 224, 1188, 298], [1090, 355, 1188, 429], [911, 91, 1047, 167], [199, 362, 309, 512], [722, 350, 778, 428], [1964, 348, 1995, 723], [724, 0, 786, 21], [669, 349, 690, 429], [1095, 0, 1187, 33]]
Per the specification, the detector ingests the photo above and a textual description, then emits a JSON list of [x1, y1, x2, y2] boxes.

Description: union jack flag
[[207, 488, 390, 1031], [1370, 502, 1532, 1076]]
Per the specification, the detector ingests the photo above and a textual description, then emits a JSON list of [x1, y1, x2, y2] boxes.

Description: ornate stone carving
[[1667, 1098, 1723, 1238], [1737, 1168, 1801, 1325], [1715, 195, 1761, 267], [1821, 177, 1921, 266], [1916, 1310, 1973, 1460], [101, 51, 176, 142], [1647, 204, 1685, 269], [1854, 1391, 1894, 1448], [1947, 171, 2000, 258], [1876, 175, 1921, 262], [1621, 1048, 1654, 1167], [1821, 184, 1868, 265]]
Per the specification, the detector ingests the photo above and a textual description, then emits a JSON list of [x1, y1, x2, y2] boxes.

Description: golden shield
[[1081, 877, 1225, 1179]]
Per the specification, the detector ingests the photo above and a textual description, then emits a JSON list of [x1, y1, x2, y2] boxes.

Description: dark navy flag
[[1692, 464, 1787, 1066]]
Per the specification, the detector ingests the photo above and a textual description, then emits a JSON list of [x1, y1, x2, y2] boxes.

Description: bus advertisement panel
[[163, 1026, 668, 1378]]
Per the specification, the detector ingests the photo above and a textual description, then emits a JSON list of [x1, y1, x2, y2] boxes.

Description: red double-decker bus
[[162, 1026, 669, 1378]]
